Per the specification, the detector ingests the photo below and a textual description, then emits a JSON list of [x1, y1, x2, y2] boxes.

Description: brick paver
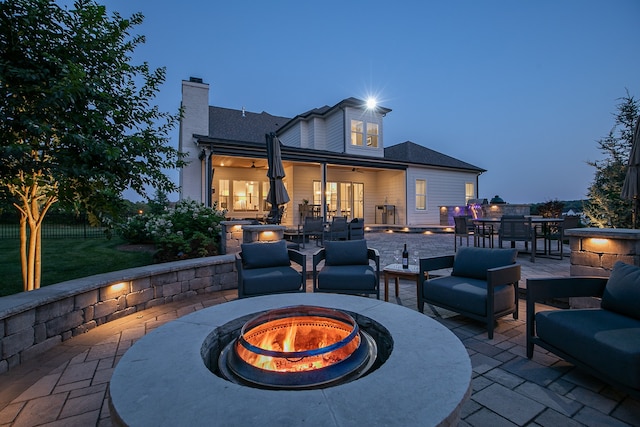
[[0, 232, 639, 426]]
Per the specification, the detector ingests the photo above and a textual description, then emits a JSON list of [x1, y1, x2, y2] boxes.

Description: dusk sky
[[99, 0, 640, 204]]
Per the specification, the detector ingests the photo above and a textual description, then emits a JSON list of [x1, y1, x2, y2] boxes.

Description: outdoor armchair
[[526, 261, 640, 397], [419, 247, 521, 339], [236, 240, 306, 298], [312, 239, 380, 299]]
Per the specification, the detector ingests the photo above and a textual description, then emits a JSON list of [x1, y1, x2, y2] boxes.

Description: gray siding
[[325, 111, 344, 152]]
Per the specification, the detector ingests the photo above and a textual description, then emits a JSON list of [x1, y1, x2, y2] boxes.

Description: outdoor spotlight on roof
[[366, 97, 377, 110]]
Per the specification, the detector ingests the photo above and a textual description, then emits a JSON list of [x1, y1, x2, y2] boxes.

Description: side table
[[383, 263, 422, 305]]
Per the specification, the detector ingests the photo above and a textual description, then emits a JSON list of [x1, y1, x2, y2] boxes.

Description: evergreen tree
[[584, 92, 639, 228]]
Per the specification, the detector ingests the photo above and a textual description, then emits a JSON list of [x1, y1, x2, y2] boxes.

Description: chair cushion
[[452, 247, 517, 280], [317, 265, 376, 291], [536, 308, 640, 389], [241, 266, 302, 296], [241, 240, 290, 269], [423, 275, 515, 316], [601, 261, 640, 320], [324, 240, 369, 266]]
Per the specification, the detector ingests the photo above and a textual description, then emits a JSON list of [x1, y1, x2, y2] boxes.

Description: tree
[[0, 0, 185, 291], [584, 92, 639, 228]]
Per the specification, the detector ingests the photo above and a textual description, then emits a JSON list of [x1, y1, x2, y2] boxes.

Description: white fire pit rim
[[109, 293, 471, 427]]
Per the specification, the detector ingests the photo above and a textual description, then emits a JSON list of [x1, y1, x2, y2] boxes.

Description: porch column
[[321, 162, 327, 222]]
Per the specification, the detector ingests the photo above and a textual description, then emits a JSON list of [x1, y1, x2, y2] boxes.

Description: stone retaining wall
[[0, 255, 237, 374], [565, 228, 640, 276]]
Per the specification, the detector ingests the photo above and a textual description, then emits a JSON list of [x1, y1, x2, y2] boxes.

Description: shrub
[[117, 199, 227, 262]]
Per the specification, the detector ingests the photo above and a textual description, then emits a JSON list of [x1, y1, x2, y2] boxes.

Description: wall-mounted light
[[589, 238, 609, 245], [259, 231, 276, 241], [111, 282, 127, 292]]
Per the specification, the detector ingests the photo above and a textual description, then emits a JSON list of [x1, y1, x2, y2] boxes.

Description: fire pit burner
[[218, 305, 377, 389]]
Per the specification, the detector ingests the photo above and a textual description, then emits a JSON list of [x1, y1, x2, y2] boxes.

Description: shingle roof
[[203, 105, 484, 173], [384, 141, 485, 172], [208, 106, 290, 143]]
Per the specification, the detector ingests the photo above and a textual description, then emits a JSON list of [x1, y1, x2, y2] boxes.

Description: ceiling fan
[[351, 167, 364, 173], [251, 161, 265, 169]]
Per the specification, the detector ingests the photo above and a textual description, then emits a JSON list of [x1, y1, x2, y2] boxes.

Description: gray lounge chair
[[236, 240, 306, 298], [312, 240, 380, 299]]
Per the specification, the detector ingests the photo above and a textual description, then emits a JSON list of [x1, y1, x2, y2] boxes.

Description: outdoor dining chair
[[325, 216, 348, 241], [300, 216, 324, 248], [454, 216, 474, 251]]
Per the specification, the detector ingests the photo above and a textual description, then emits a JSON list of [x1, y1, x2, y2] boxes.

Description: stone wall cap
[[242, 225, 286, 231], [0, 254, 235, 319], [564, 227, 640, 239]]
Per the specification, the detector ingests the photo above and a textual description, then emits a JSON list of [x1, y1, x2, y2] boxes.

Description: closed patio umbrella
[[265, 132, 290, 223], [621, 116, 640, 228]]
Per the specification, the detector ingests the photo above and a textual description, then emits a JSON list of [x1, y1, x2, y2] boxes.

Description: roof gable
[[384, 141, 485, 172], [278, 97, 392, 134]]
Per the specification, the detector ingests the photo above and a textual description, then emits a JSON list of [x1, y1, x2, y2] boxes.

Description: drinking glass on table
[[394, 250, 400, 265], [412, 251, 419, 266]]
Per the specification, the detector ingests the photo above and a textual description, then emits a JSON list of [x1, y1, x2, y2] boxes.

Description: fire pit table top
[[109, 293, 472, 427]]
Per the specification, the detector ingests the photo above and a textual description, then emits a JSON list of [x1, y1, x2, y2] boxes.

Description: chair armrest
[[287, 249, 305, 267], [419, 255, 454, 276], [312, 248, 326, 271], [526, 277, 607, 301], [368, 248, 381, 279], [525, 276, 607, 358], [367, 248, 380, 266], [487, 264, 521, 288], [288, 249, 307, 280]]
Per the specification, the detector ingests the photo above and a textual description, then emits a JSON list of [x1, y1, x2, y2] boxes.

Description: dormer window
[[367, 123, 378, 147], [351, 120, 364, 146], [351, 120, 379, 148]]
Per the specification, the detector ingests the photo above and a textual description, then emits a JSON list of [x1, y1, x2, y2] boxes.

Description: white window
[[351, 120, 364, 146], [232, 180, 259, 211], [218, 180, 229, 210], [351, 120, 378, 148], [366, 123, 378, 147], [465, 182, 475, 203], [416, 179, 426, 210]]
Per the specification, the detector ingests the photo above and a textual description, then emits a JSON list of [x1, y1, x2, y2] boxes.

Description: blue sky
[[99, 0, 640, 204]]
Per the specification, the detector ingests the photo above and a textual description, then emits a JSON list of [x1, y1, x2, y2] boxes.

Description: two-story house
[[178, 77, 485, 227]]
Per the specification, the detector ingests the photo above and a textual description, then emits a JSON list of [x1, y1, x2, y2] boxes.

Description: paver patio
[[0, 232, 638, 426]]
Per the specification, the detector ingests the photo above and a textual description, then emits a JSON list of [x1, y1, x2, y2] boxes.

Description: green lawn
[[0, 237, 155, 297]]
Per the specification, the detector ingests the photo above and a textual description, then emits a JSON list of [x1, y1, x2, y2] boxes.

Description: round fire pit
[[109, 293, 471, 427], [218, 305, 378, 389]]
